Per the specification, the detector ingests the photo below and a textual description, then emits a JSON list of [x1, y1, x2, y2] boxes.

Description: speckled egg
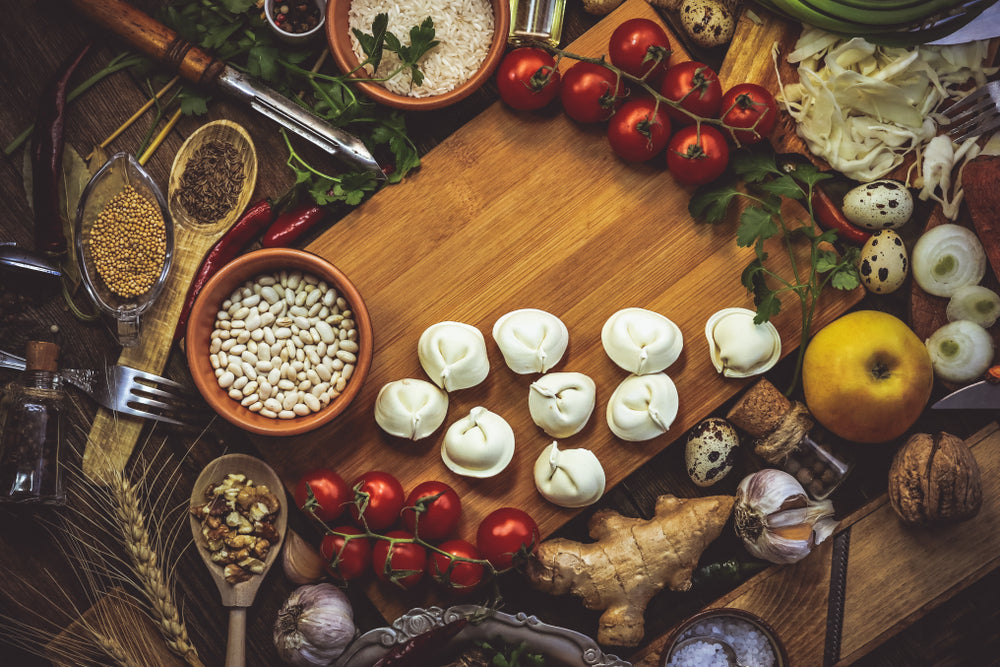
[[842, 179, 914, 230], [685, 417, 739, 487], [859, 229, 908, 294]]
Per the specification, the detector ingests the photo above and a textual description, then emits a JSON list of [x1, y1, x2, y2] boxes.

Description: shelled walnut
[[888, 432, 982, 526], [191, 473, 281, 583]]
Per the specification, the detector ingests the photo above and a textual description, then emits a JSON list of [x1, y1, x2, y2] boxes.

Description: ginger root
[[526, 494, 735, 647]]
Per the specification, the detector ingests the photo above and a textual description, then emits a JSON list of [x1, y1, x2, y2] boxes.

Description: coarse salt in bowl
[[325, 0, 509, 110], [186, 248, 373, 436], [660, 609, 788, 667]]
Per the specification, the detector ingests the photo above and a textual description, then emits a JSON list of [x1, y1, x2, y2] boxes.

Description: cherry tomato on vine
[[560, 61, 626, 124], [720, 83, 779, 145], [428, 539, 487, 593], [608, 18, 672, 83], [666, 124, 730, 186], [293, 468, 350, 522], [349, 470, 405, 530], [659, 61, 722, 125], [321, 525, 372, 582], [372, 530, 427, 590], [476, 507, 540, 569], [402, 480, 462, 541], [607, 98, 672, 162], [496, 47, 561, 111]]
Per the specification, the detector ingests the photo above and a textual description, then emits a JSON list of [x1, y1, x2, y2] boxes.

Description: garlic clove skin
[[601, 307, 683, 375], [492, 308, 569, 374], [606, 373, 679, 441], [374, 378, 449, 440], [705, 308, 781, 378], [734, 469, 838, 564], [441, 406, 516, 478], [281, 530, 329, 586], [533, 441, 606, 508], [418, 321, 490, 391], [528, 371, 597, 438]]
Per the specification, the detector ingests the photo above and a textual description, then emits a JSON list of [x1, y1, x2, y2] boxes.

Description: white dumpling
[[418, 321, 490, 391], [440, 406, 515, 478], [601, 307, 683, 375], [528, 372, 596, 438], [492, 308, 569, 374], [533, 442, 605, 508], [606, 373, 679, 442], [374, 378, 449, 440]]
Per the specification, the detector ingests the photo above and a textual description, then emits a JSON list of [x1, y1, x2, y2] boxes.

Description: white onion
[[925, 320, 994, 383], [911, 224, 986, 297], [947, 285, 1000, 328]]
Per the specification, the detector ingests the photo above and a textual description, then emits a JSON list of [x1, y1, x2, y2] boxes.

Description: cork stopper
[[726, 377, 792, 439], [25, 341, 59, 373]]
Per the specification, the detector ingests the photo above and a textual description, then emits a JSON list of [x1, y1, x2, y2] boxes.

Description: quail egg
[[842, 179, 914, 230], [858, 229, 908, 294], [685, 417, 739, 487]]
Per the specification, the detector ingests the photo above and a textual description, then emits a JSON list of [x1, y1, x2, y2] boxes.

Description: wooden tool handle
[[225, 608, 247, 667], [69, 0, 225, 85]]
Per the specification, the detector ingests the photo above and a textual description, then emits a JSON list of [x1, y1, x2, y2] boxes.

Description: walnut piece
[[888, 432, 982, 526]]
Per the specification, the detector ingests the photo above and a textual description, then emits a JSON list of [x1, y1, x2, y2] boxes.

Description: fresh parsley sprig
[[352, 14, 440, 87], [690, 149, 861, 395]]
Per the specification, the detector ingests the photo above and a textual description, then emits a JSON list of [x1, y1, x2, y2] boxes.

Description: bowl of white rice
[[326, 0, 509, 110], [660, 609, 788, 667]]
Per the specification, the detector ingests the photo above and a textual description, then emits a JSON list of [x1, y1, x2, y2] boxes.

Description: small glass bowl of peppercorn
[[264, 0, 326, 44], [75, 152, 174, 347]]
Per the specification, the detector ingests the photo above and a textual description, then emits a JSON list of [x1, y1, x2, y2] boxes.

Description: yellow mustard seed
[[89, 185, 167, 298]]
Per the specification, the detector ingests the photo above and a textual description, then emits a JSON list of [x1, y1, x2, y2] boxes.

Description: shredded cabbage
[[774, 27, 995, 208]]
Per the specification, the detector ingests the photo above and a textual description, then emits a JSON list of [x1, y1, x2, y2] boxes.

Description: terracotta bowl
[[186, 248, 373, 436], [325, 0, 510, 110], [659, 608, 789, 667]]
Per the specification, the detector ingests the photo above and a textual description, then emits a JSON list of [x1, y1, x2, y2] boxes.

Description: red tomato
[[720, 83, 779, 145], [608, 18, 671, 83], [607, 98, 672, 162], [560, 61, 626, 124], [293, 469, 350, 522], [496, 47, 561, 111], [349, 470, 405, 530], [428, 539, 487, 593], [666, 124, 730, 186], [401, 480, 462, 541], [476, 507, 540, 569], [320, 525, 372, 582], [372, 530, 427, 590], [659, 61, 723, 125]]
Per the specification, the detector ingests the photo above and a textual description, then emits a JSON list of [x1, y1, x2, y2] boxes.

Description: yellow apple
[[802, 310, 933, 444]]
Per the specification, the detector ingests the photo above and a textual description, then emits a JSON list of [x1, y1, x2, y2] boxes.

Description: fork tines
[[120, 368, 211, 426], [942, 81, 1000, 144]]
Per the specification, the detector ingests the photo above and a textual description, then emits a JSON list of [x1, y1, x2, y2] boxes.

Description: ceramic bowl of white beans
[[186, 248, 373, 436]]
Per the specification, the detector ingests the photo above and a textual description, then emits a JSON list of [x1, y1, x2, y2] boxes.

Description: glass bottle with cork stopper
[[726, 377, 852, 500], [0, 341, 66, 505]]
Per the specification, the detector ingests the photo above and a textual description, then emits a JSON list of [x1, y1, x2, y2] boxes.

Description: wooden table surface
[[1, 1, 997, 666]]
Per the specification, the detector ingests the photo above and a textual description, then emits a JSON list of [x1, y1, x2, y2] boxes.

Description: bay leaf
[[60, 144, 92, 286]]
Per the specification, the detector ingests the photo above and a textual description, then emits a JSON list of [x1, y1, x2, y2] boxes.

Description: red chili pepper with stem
[[811, 183, 871, 245], [260, 203, 329, 248], [31, 42, 92, 258], [172, 199, 275, 342]]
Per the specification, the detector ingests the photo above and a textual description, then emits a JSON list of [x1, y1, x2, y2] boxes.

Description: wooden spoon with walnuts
[[189, 454, 288, 667]]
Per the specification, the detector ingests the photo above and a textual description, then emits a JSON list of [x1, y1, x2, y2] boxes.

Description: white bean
[[233, 375, 249, 391], [293, 403, 311, 417], [218, 371, 235, 388], [278, 410, 296, 419]]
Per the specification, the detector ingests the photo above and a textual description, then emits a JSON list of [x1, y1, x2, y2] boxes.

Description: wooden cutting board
[[629, 421, 1000, 667], [258, 0, 860, 616]]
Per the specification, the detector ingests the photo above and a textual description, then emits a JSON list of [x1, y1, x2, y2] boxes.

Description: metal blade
[[931, 380, 1000, 410], [217, 67, 385, 179]]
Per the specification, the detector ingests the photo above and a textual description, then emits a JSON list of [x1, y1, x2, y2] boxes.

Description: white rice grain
[[348, 0, 494, 97]]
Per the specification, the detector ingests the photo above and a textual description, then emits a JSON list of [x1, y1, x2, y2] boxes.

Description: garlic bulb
[[734, 469, 838, 564], [274, 583, 356, 667]]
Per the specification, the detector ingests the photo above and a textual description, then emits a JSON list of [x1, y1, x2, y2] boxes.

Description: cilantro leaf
[[689, 181, 740, 223], [760, 174, 804, 200], [247, 44, 280, 81], [736, 206, 778, 247], [732, 149, 782, 183]]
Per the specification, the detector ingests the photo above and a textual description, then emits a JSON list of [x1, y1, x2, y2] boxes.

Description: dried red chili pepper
[[372, 618, 469, 667], [260, 203, 329, 248], [172, 199, 275, 342], [811, 184, 871, 246], [30, 42, 92, 258]]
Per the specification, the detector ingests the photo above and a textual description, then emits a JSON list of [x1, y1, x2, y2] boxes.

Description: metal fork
[[941, 80, 1000, 143], [0, 349, 208, 426]]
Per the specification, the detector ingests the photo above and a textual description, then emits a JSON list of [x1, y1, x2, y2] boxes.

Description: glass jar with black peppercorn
[[0, 341, 66, 505]]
